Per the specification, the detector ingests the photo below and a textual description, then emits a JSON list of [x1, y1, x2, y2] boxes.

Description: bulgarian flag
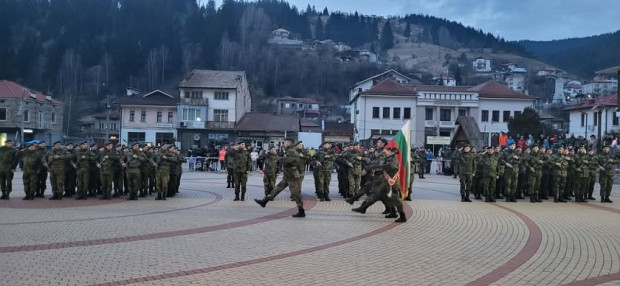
[[385, 120, 411, 198]]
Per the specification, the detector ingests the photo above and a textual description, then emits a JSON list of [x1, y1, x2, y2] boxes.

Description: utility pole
[[105, 83, 110, 143]]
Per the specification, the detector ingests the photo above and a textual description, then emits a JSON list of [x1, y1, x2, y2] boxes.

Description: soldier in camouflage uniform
[[480, 146, 498, 202], [255, 139, 307, 218], [472, 149, 485, 200], [0, 139, 17, 200], [154, 144, 178, 200], [500, 142, 520, 202], [169, 146, 185, 197], [345, 143, 365, 198], [98, 142, 123, 200], [596, 145, 617, 203], [539, 147, 553, 200], [564, 146, 576, 200], [87, 144, 100, 197], [335, 144, 350, 197], [457, 144, 475, 202], [517, 147, 528, 199], [573, 145, 590, 203], [586, 149, 598, 200], [315, 142, 335, 201], [494, 146, 505, 199], [35, 141, 48, 198], [112, 144, 124, 197], [407, 150, 423, 201], [551, 146, 568, 203], [233, 142, 251, 201], [44, 141, 68, 200], [259, 146, 279, 196], [75, 142, 95, 200], [63, 143, 77, 197], [18, 143, 42, 200], [139, 145, 156, 197], [124, 143, 147, 200], [524, 145, 543, 203]]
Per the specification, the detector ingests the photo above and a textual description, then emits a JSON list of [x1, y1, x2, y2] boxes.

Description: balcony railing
[[206, 121, 235, 129], [180, 98, 209, 105]]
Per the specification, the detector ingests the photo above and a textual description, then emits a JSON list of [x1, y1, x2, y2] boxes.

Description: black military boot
[[534, 195, 542, 202], [605, 196, 613, 203], [254, 197, 268, 208], [226, 182, 231, 188], [464, 192, 472, 202], [485, 196, 490, 202], [318, 193, 325, 201], [394, 212, 407, 223], [352, 201, 371, 214], [382, 206, 391, 215], [509, 196, 517, 202], [461, 194, 466, 202], [155, 193, 162, 200], [385, 208, 398, 219], [404, 191, 412, 201], [345, 196, 356, 205], [488, 195, 496, 202], [233, 187, 240, 201], [0, 192, 6, 200], [241, 187, 246, 201], [530, 195, 535, 203], [292, 207, 305, 218], [49, 194, 56, 200], [323, 192, 331, 202]]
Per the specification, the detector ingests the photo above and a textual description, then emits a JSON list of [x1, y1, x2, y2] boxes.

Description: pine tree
[[404, 22, 411, 37], [380, 21, 394, 50]]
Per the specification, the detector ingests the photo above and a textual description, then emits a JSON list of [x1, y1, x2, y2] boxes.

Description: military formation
[[452, 142, 618, 204], [0, 140, 185, 201]]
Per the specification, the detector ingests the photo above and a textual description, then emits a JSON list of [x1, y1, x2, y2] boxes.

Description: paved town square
[[0, 170, 619, 286]]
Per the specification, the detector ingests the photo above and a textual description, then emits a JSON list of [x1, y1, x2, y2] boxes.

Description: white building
[[350, 73, 537, 147], [349, 69, 411, 125], [505, 74, 526, 92], [582, 77, 618, 96], [566, 94, 619, 138]]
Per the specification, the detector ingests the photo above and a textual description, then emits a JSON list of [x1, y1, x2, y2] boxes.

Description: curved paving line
[[0, 189, 222, 226], [0, 193, 318, 254], [579, 203, 620, 215], [414, 185, 544, 286], [562, 269, 620, 285], [89, 202, 415, 286]]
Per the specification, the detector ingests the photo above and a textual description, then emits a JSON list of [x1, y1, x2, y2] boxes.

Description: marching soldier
[[64, 143, 77, 197], [124, 143, 147, 200], [259, 146, 279, 197], [480, 146, 498, 202], [335, 144, 350, 197], [0, 139, 17, 200], [596, 145, 617, 203], [350, 147, 406, 223], [154, 144, 178, 200], [315, 141, 335, 201], [255, 138, 307, 218], [75, 142, 95, 200], [233, 142, 251, 201], [457, 144, 475, 202], [98, 142, 122, 200], [140, 145, 156, 197], [540, 147, 553, 200], [44, 141, 68, 200], [18, 143, 42, 200], [574, 145, 590, 203], [170, 146, 185, 196], [35, 141, 48, 198], [586, 149, 597, 200]]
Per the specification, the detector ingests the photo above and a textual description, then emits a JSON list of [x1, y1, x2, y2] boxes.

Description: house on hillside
[[277, 97, 320, 117], [177, 69, 251, 151], [472, 58, 492, 73], [0, 80, 64, 146], [79, 109, 121, 145]]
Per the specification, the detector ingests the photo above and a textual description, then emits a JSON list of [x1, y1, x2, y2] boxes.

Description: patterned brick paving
[[0, 170, 619, 286]]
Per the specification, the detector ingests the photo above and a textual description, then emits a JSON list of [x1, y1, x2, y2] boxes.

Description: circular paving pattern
[[0, 171, 619, 286]]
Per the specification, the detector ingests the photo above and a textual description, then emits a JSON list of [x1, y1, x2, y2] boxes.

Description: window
[[155, 132, 174, 145], [425, 108, 434, 120], [51, 112, 56, 123], [382, 107, 390, 119], [492, 110, 500, 122], [182, 108, 201, 121], [0, 108, 6, 121], [403, 107, 411, 119], [38, 111, 43, 123], [140, 110, 146, 122], [481, 110, 489, 122], [213, 109, 228, 122], [129, 110, 135, 122], [372, 107, 380, 118], [99, 123, 105, 129], [370, 129, 381, 135], [458, 108, 467, 117], [127, 132, 146, 144], [514, 111, 522, 117], [594, 112, 598, 126], [440, 109, 451, 121], [214, 91, 229, 100], [613, 112, 619, 126], [503, 111, 511, 122], [393, 107, 401, 119], [581, 113, 586, 127], [24, 110, 29, 122], [168, 112, 173, 123], [189, 91, 202, 99], [110, 123, 117, 130], [157, 112, 162, 123]]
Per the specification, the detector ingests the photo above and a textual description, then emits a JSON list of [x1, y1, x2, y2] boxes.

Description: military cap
[[268, 145, 276, 150], [90, 143, 98, 147], [464, 144, 471, 147], [237, 141, 245, 145], [115, 144, 122, 148], [4, 139, 12, 143], [132, 142, 140, 146], [80, 141, 88, 145], [322, 141, 332, 145], [508, 142, 516, 146], [377, 137, 388, 144], [105, 142, 114, 146], [39, 141, 45, 144], [486, 146, 494, 150], [284, 137, 294, 143], [295, 141, 303, 146], [65, 142, 74, 146]]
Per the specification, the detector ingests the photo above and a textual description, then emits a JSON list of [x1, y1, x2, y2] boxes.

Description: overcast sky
[[211, 0, 620, 41]]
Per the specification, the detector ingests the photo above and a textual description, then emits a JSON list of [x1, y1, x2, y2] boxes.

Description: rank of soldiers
[[451, 142, 617, 204], [0, 140, 185, 201]]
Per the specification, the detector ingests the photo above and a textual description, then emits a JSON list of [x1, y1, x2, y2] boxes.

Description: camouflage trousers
[[49, 168, 65, 196]]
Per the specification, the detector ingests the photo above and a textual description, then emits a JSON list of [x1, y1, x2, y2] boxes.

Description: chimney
[[322, 120, 325, 131]]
